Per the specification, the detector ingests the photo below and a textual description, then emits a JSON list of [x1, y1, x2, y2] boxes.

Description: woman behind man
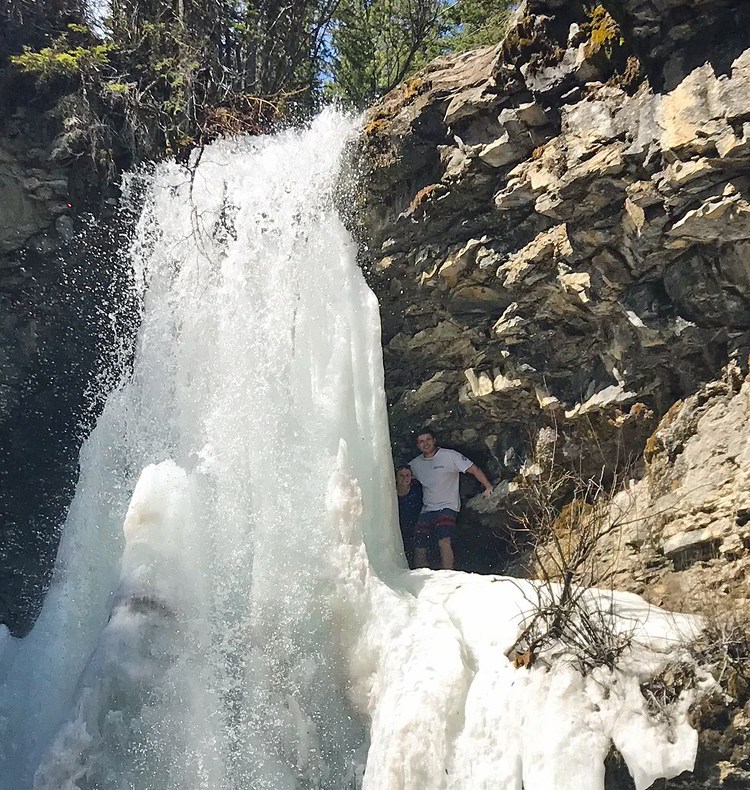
[[396, 465, 422, 568]]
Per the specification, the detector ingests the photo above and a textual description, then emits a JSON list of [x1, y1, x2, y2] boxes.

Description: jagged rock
[[353, 0, 750, 497], [667, 192, 750, 242], [351, 26, 750, 780], [582, 364, 750, 786], [589, 362, 750, 596], [478, 132, 529, 168], [402, 371, 453, 407]]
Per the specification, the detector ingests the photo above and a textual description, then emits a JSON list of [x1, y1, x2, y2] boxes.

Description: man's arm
[[465, 464, 493, 498]]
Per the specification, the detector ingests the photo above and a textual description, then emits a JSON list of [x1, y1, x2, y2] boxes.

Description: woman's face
[[396, 467, 412, 487]]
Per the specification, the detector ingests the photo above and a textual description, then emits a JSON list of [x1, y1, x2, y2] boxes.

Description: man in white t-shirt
[[409, 429, 493, 570]]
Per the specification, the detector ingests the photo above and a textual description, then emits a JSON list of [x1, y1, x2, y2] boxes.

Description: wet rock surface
[[0, 82, 137, 635]]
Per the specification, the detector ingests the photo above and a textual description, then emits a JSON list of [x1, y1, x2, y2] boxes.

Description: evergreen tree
[[326, 0, 515, 107], [6, 0, 339, 163], [4, 0, 516, 153], [325, 0, 442, 108], [441, 0, 514, 53]]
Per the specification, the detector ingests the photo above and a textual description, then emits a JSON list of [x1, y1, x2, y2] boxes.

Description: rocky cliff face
[[0, 0, 748, 656], [585, 363, 750, 789], [0, 77, 136, 635], [351, 2, 750, 783], [352, 0, 750, 528]]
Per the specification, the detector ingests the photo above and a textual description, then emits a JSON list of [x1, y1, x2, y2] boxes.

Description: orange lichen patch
[[409, 183, 443, 213], [400, 76, 425, 102], [660, 398, 685, 429], [606, 54, 644, 94], [607, 401, 655, 428], [614, 55, 644, 91], [363, 111, 390, 137], [643, 433, 663, 464], [362, 77, 429, 141], [531, 139, 553, 160], [551, 498, 593, 537]]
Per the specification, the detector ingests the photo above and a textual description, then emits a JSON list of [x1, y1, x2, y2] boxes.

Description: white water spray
[[0, 111, 701, 790]]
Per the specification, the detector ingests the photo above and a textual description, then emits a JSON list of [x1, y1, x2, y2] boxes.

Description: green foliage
[[7, 0, 337, 166], [325, 0, 439, 107], [440, 0, 514, 54], [66, 23, 91, 35], [326, 0, 514, 107], [12, 40, 115, 78], [104, 81, 130, 93], [11, 25, 115, 79], [5, 0, 515, 163]]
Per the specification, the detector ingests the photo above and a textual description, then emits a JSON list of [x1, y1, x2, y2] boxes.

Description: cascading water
[[0, 110, 703, 790]]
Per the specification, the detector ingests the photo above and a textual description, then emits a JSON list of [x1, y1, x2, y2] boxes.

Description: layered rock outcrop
[[353, 0, 750, 523], [351, 4, 750, 782], [583, 364, 750, 789]]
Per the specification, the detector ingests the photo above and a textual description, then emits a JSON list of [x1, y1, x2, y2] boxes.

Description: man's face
[[416, 433, 436, 457]]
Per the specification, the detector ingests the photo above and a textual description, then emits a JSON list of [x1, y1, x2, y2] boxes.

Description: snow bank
[[329, 442, 701, 790]]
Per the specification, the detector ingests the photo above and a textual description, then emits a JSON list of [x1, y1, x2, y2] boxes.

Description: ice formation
[[0, 111, 700, 789]]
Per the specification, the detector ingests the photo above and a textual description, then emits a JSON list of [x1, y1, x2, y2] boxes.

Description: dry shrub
[[506, 447, 641, 673], [689, 598, 750, 706]]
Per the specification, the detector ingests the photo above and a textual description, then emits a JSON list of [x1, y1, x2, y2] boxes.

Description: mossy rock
[[579, 3, 645, 90], [363, 112, 391, 137], [500, 15, 564, 70], [586, 4, 621, 54]]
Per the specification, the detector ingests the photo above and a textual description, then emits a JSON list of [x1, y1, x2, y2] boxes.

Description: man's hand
[[466, 464, 494, 498]]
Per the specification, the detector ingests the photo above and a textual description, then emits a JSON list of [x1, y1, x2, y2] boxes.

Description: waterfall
[[0, 110, 701, 790]]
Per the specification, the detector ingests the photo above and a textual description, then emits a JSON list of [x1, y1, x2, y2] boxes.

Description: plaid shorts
[[415, 508, 457, 548]]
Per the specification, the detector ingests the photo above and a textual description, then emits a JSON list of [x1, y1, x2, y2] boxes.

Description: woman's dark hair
[[396, 464, 411, 473]]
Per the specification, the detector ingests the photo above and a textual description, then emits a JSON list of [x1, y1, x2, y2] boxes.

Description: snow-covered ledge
[[330, 442, 705, 790]]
